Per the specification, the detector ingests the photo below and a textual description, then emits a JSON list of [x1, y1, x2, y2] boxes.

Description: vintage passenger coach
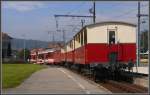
[[64, 21, 136, 68]]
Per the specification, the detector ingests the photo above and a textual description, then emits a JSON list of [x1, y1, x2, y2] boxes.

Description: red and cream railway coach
[[43, 49, 55, 64], [65, 21, 136, 70], [53, 49, 61, 64], [30, 48, 55, 64], [36, 50, 46, 64], [66, 40, 74, 64], [60, 47, 66, 62], [30, 49, 38, 63]]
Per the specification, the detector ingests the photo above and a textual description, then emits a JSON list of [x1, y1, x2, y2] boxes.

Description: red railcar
[[30, 48, 55, 64], [30, 50, 37, 63], [44, 49, 55, 64], [63, 21, 136, 70], [53, 50, 61, 64]]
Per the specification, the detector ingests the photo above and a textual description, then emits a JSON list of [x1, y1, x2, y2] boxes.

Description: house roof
[[1, 32, 12, 39]]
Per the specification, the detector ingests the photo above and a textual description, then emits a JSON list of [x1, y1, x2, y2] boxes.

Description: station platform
[[132, 67, 149, 75], [2, 66, 111, 94]]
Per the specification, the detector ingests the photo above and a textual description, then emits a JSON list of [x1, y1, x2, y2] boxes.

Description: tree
[[141, 30, 148, 52], [7, 42, 11, 57], [18, 49, 30, 61]]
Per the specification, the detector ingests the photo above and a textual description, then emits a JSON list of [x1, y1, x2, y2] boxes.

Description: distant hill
[[11, 38, 50, 50]]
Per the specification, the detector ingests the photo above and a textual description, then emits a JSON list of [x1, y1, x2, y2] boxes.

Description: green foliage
[[140, 30, 148, 52], [2, 64, 46, 88], [7, 42, 11, 57], [17, 49, 30, 61]]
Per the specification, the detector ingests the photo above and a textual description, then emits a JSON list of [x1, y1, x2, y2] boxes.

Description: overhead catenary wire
[[66, 2, 87, 15], [55, 2, 87, 31], [105, 4, 148, 20], [54, 2, 94, 42], [96, 3, 148, 21]]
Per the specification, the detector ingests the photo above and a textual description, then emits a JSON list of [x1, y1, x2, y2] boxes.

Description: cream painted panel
[[87, 26, 107, 43], [87, 24, 136, 44], [66, 44, 72, 52], [74, 40, 81, 49], [61, 48, 65, 53], [71, 40, 74, 50], [117, 25, 136, 43]]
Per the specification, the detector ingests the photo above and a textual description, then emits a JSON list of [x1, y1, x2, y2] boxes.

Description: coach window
[[71, 42, 72, 49], [69, 42, 71, 48], [70, 41, 72, 49], [82, 31, 84, 45], [70, 42, 71, 48], [78, 34, 80, 43], [72, 41, 73, 49], [109, 31, 115, 44], [76, 35, 78, 42], [75, 36, 77, 42], [84, 29, 87, 44], [79, 33, 80, 43], [81, 31, 83, 46]]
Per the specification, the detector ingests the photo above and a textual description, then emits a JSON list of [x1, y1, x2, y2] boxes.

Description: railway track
[[65, 66, 148, 93], [99, 80, 148, 93]]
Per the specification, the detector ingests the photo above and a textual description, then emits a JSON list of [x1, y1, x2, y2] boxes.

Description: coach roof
[[85, 21, 136, 28], [65, 21, 136, 45]]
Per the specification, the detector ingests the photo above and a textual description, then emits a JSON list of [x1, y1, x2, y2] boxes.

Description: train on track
[[30, 48, 55, 65], [30, 21, 136, 80]]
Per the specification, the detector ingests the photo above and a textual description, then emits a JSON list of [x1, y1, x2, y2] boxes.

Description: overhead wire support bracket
[[139, 14, 148, 16], [54, 15, 93, 18]]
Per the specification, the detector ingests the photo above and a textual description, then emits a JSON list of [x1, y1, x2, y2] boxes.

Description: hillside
[[11, 38, 50, 50]]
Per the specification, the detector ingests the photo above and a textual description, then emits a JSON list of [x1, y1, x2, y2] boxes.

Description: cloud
[[2, 1, 46, 12]]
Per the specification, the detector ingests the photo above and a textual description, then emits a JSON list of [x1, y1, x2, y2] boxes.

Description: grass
[[2, 63, 46, 89]]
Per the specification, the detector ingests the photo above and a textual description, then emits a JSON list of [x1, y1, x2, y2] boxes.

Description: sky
[[1, 1, 149, 42]]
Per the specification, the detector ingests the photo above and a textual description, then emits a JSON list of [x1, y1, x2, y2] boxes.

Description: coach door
[[108, 30, 118, 65], [109, 31, 115, 44]]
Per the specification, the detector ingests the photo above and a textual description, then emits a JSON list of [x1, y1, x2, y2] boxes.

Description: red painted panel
[[73, 43, 136, 65], [86, 43, 136, 64], [74, 46, 86, 64], [60, 53, 65, 62], [86, 44, 108, 63], [53, 50, 61, 63], [66, 51, 74, 63]]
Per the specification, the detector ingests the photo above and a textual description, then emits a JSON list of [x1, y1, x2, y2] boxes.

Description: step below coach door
[[109, 52, 118, 65]]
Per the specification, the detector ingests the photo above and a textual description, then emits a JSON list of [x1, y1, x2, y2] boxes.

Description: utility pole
[[24, 39, 25, 62], [22, 34, 26, 62], [62, 29, 65, 44], [81, 19, 85, 28], [89, 1, 96, 24], [137, 1, 140, 67], [53, 31, 55, 47], [48, 31, 51, 42], [137, 1, 148, 67], [93, 1, 96, 24], [48, 31, 55, 48], [62, 29, 66, 61]]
